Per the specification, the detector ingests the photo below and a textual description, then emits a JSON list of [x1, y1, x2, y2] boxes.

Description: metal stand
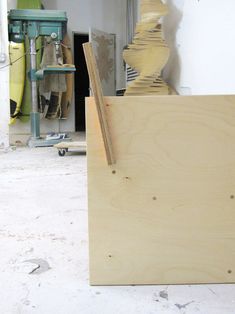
[[27, 38, 71, 148], [29, 39, 40, 141], [8, 9, 76, 148]]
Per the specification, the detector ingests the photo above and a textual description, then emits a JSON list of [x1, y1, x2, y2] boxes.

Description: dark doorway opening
[[74, 33, 89, 131]]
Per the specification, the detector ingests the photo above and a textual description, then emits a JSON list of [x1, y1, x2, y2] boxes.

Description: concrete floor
[[0, 146, 235, 314]]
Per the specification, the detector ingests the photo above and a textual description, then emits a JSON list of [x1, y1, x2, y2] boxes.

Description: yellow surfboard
[[9, 42, 26, 124]]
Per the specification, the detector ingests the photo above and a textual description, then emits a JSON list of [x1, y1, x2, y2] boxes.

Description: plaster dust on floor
[[0, 147, 235, 314]]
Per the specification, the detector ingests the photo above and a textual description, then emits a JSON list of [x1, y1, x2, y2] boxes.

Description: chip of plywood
[[54, 141, 86, 149], [86, 94, 235, 285]]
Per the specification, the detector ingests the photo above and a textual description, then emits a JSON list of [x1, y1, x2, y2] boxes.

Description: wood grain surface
[[86, 95, 235, 285]]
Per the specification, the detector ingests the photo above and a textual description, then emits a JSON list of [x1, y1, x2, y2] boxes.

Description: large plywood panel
[[86, 95, 235, 285]]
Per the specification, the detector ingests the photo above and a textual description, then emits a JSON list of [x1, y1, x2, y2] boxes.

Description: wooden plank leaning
[[83, 42, 116, 166]]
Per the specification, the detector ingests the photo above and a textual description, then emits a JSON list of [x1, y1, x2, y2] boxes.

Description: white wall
[[0, 0, 10, 149], [164, 0, 235, 95], [7, 0, 16, 9], [9, 0, 127, 137]]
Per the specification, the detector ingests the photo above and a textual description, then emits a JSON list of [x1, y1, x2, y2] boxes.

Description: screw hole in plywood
[[112, 170, 116, 174], [230, 195, 234, 199], [153, 197, 157, 201], [228, 270, 232, 274]]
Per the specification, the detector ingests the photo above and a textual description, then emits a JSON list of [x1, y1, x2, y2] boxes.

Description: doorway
[[73, 33, 89, 131]]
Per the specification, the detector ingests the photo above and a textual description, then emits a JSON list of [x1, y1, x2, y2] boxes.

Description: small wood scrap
[[54, 141, 86, 157], [46, 64, 75, 69]]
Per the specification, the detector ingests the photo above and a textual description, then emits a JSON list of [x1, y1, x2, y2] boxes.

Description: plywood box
[[86, 95, 235, 285]]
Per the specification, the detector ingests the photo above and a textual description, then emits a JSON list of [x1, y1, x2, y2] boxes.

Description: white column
[[0, 0, 10, 149]]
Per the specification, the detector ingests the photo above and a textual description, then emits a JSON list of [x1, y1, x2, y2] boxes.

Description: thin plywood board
[[89, 28, 116, 96], [86, 95, 235, 286]]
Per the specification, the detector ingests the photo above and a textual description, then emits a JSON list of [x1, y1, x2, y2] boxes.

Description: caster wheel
[[58, 149, 66, 157]]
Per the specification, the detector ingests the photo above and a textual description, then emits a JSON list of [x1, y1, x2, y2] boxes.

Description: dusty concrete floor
[[0, 146, 235, 314]]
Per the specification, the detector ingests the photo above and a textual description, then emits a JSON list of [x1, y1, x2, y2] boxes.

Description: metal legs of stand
[[29, 38, 40, 144]]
